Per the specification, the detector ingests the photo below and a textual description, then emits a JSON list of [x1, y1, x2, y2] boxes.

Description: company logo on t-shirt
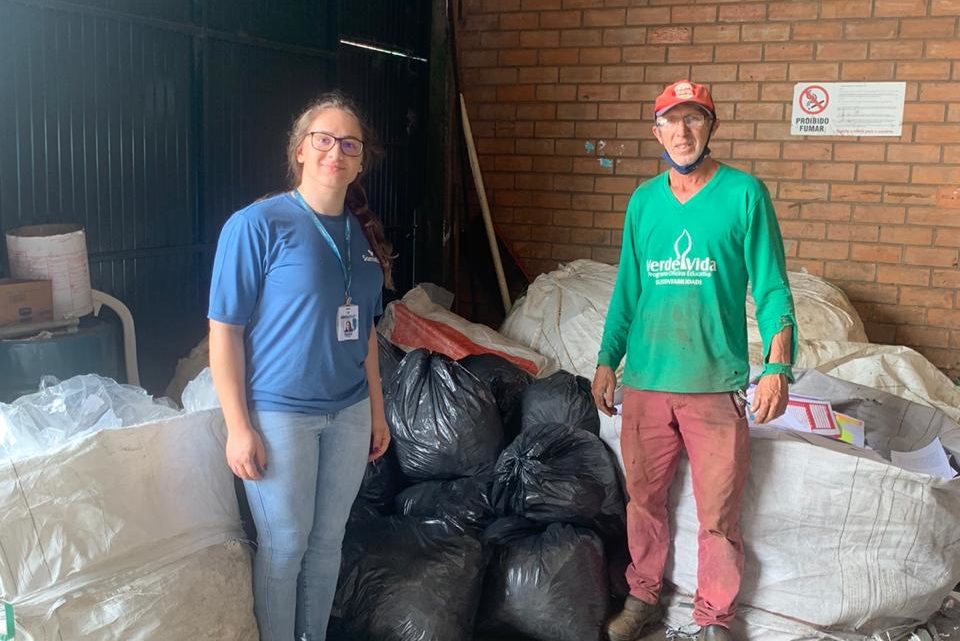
[[362, 249, 380, 264], [645, 229, 717, 286]]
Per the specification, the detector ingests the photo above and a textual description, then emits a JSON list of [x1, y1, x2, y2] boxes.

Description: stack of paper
[[745, 387, 840, 437]]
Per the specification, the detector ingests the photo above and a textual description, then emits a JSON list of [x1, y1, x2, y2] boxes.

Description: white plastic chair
[[91, 289, 140, 387]]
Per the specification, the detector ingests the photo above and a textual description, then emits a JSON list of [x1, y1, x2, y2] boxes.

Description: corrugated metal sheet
[[0, 0, 337, 391]]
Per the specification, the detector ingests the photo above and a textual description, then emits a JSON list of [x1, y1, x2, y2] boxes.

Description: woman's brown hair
[[287, 91, 395, 290]]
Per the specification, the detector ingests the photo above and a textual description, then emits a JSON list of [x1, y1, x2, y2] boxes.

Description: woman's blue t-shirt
[[208, 193, 384, 414]]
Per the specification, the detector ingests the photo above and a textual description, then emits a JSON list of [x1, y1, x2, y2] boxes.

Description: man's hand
[[592, 365, 617, 417], [368, 412, 391, 462], [750, 373, 788, 424]]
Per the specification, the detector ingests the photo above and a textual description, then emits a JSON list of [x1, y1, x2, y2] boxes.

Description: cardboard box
[[0, 279, 54, 326]]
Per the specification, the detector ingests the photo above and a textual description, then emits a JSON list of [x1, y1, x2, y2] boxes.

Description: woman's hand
[[369, 412, 391, 462], [226, 425, 267, 480]]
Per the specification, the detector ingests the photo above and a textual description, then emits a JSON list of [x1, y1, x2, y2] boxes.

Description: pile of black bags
[[330, 343, 627, 641]]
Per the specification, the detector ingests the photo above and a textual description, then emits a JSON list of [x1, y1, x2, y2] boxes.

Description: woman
[[207, 91, 393, 641]]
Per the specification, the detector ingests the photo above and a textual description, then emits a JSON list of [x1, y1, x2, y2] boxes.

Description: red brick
[[644, 64, 695, 83], [519, 30, 560, 47], [875, 0, 929, 16], [781, 220, 827, 240], [689, 64, 738, 82], [601, 66, 644, 83], [741, 63, 790, 82], [871, 41, 926, 60], [493, 155, 533, 172], [935, 228, 960, 246], [515, 138, 555, 154], [462, 50, 499, 68], [888, 187, 939, 206], [816, 42, 868, 61], [852, 205, 906, 224], [520, 0, 561, 8], [798, 240, 850, 260], [625, 7, 672, 25], [925, 40, 960, 59], [718, 4, 767, 22], [802, 162, 853, 181], [763, 43, 814, 61], [832, 184, 884, 203], [583, 8, 625, 27], [789, 63, 840, 81], [844, 20, 900, 39], [768, 1, 819, 20], [824, 261, 877, 282], [877, 265, 931, 286], [932, 269, 960, 288], [714, 44, 762, 62], [781, 142, 831, 160], [932, 0, 960, 14], [827, 223, 881, 242], [850, 243, 902, 264], [741, 23, 791, 42], [820, 0, 872, 17], [857, 164, 912, 183], [693, 24, 742, 43], [755, 161, 803, 180], [499, 11, 540, 29], [900, 17, 959, 36], [917, 125, 960, 143], [736, 102, 784, 121], [535, 84, 577, 101], [897, 62, 953, 81], [558, 66, 601, 84], [799, 202, 852, 220], [593, 207, 623, 229], [843, 282, 901, 304], [902, 103, 948, 122], [592, 247, 621, 263], [879, 225, 934, 245], [571, 193, 613, 209], [648, 26, 692, 44], [623, 46, 667, 63], [538, 48, 580, 65], [862, 321, 898, 342], [905, 246, 959, 267], [595, 176, 639, 193], [842, 62, 895, 81], [539, 10, 581, 28], [518, 66, 560, 83], [779, 182, 830, 201], [792, 22, 844, 41], [785, 258, 825, 276], [833, 143, 885, 161], [912, 166, 960, 185], [533, 121, 575, 138], [602, 27, 646, 46], [668, 45, 715, 63], [927, 309, 960, 330], [938, 185, 960, 208], [670, 5, 719, 24], [895, 326, 952, 347]]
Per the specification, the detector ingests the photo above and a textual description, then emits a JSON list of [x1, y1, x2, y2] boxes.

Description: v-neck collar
[[661, 163, 726, 208]]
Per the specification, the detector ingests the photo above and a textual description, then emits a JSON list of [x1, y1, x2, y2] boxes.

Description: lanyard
[[291, 190, 352, 303]]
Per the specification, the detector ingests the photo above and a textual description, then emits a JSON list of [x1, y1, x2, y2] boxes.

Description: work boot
[[699, 624, 735, 641], [606, 595, 662, 641]]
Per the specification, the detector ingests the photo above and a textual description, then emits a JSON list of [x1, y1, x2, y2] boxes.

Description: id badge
[[337, 304, 360, 342]]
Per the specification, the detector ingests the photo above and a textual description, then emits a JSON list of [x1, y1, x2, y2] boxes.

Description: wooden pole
[[459, 93, 512, 315]]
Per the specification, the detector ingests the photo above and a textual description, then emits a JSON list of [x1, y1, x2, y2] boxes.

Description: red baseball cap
[[654, 80, 716, 118]]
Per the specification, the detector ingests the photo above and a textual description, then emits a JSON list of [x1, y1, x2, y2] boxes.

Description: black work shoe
[[699, 624, 735, 641], [605, 595, 662, 641]]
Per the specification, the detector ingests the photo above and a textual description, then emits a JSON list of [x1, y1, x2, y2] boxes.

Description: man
[[592, 80, 796, 641]]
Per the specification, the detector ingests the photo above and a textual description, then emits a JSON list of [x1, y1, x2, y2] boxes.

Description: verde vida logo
[[646, 229, 717, 286]]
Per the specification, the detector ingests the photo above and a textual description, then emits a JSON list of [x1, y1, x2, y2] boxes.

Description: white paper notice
[[791, 82, 905, 136], [890, 438, 956, 479]]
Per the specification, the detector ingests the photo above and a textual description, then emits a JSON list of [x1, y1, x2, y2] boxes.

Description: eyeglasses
[[307, 132, 364, 157], [655, 113, 712, 130]]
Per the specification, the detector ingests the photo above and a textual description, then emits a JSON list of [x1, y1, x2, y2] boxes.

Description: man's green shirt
[[598, 164, 796, 393]]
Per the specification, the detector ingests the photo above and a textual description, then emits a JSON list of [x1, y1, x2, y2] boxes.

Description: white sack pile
[[500, 260, 868, 381], [0, 376, 256, 640]]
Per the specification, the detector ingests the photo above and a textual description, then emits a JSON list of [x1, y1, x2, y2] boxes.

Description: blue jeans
[[244, 398, 371, 641]]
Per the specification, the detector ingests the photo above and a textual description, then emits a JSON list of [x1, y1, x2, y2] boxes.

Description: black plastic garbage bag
[[386, 349, 503, 480], [354, 447, 408, 515], [459, 354, 533, 440], [521, 370, 599, 436], [478, 518, 608, 641], [378, 333, 406, 387], [492, 422, 625, 538], [330, 516, 488, 641], [395, 474, 496, 531]]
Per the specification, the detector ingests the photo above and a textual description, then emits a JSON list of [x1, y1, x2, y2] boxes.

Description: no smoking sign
[[799, 85, 829, 115]]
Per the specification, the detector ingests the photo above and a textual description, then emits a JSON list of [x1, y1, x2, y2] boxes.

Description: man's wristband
[[760, 362, 794, 383]]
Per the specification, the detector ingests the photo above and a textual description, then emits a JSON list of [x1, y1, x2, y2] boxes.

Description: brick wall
[[456, 0, 960, 376]]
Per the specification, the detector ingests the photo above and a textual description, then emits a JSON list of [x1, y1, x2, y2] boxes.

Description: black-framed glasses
[[655, 113, 711, 130], [307, 131, 364, 157]]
